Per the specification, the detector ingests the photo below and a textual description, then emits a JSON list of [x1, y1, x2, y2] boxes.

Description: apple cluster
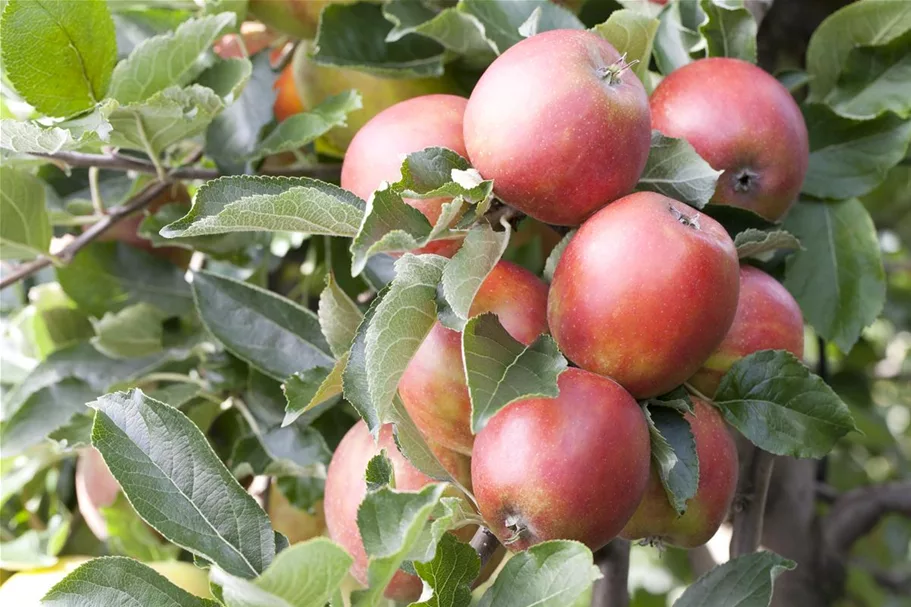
[[324, 29, 810, 601]]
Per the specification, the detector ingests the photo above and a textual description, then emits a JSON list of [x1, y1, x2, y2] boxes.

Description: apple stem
[[668, 204, 701, 230], [469, 527, 501, 570], [597, 53, 640, 85]]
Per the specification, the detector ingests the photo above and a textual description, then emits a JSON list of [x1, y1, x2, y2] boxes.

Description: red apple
[[75, 447, 121, 540], [323, 421, 472, 603], [341, 94, 469, 257], [620, 398, 738, 548], [689, 265, 805, 396], [650, 58, 809, 221], [273, 64, 304, 122], [472, 368, 650, 551], [548, 191, 740, 398], [463, 29, 650, 226], [399, 261, 549, 455]]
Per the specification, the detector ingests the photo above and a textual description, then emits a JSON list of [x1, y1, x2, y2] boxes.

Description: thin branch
[[730, 448, 776, 557], [0, 180, 171, 290], [822, 482, 911, 554], [469, 527, 500, 571], [591, 539, 630, 607], [33, 150, 342, 181]]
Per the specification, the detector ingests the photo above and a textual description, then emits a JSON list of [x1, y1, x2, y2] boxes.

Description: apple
[[689, 265, 805, 396], [0, 557, 212, 604], [548, 191, 740, 399], [267, 483, 326, 545], [650, 58, 809, 221], [323, 421, 472, 603], [472, 368, 650, 551], [620, 398, 738, 548], [213, 23, 278, 59], [341, 93, 470, 257], [75, 447, 121, 541], [399, 260, 549, 455], [463, 29, 650, 226], [273, 64, 304, 122], [291, 43, 460, 157]]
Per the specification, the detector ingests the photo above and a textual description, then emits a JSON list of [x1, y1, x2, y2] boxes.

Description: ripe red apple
[[399, 261, 549, 455], [75, 447, 121, 540], [341, 94, 470, 257], [689, 265, 805, 396], [620, 398, 738, 548], [650, 58, 809, 221], [548, 191, 740, 399], [463, 29, 650, 226], [472, 368, 650, 551], [324, 421, 472, 603]]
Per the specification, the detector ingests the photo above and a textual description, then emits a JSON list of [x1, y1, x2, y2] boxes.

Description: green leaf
[[137, 203, 267, 257], [477, 541, 600, 607], [211, 538, 353, 607], [591, 9, 659, 81], [0, 0, 116, 117], [107, 85, 225, 157], [319, 274, 364, 359], [714, 350, 858, 458], [90, 303, 168, 359], [383, 0, 496, 68], [543, 230, 575, 284], [13, 282, 93, 360], [806, 0, 911, 105], [109, 12, 236, 104], [636, 131, 722, 209], [232, 424, 330, 478], [699, 0, 757, 63], [459, 0, 585, 55], [42, 557, 218, 607], [349, 186, 462, 276], [191, 271, 333, 380], [362, 254, 447, 428], [700, 204, 776, 237], [438, 223, 510, 331], [314, 2, 445, 78], [652, 0, 706, 75], [91, 389, 276, 578], [253, 90, 363, 160], [734, 229, 801, 260], [365, 450, 395, 491], [391, 147, 493, 205], [204, 53, 275, 174], [825, 31, 911, 120], [802, 104, 911, 200], [56, 242, 193, 318], [0, 165, 51, 260], [0, 379, 97, 457], [161, 175, 365, 239], [643, 405, 699, 515], [0, 105, 114, 155], [281, 356, 345, 428], [0, 514, 69, 570], [388, 395, 458, 482], [463, 314, 568, 434], [674, 551, 795, 607], [354, 483, 447, 606], [100, 494, 180, 562], [196, 56, 253, 102], [413, 534, 480, 607], [783, 199, 885, 352]]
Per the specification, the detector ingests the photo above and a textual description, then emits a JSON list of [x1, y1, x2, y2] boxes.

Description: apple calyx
[[503, 513, 530, 545], [668, 204, 701, 230], [596, 53, 640, 86], [733, 168, 761, 193]]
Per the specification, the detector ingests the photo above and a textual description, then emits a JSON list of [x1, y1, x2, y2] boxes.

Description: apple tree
[[0, 0, 908, 606]]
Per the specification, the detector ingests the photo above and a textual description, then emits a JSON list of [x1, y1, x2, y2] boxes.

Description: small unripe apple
[[267, 483, 326, 545], [0, 557, 212, 604], [464, 29, 650, 226], [689, 266, 805, 396], [341, 94, 469, 257], [75, 446, 121, 540], [292, 44, 460, 156], [620, 398, 738, 548], [548, 191, 740, 398], [399, 261, 549, 455], [323, 421, 472, 603], [650, 58, 809, 221], [472, 368, 651, 552]]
